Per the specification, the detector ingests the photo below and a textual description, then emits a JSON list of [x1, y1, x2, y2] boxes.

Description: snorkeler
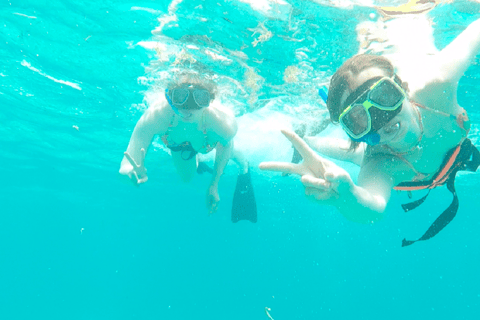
[[119, 73, 257, 222], [260, 18, 480, 246]]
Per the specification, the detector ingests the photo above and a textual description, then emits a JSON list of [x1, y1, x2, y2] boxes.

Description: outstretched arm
[[205, 105, 238, 213], [437, 18, 480, 83], [210, 140, 234, 187], [207, 105, 238, 184], [206, 139, 234, 214], [304, 136, 365, 166], [409, 18, 480, 115], [119, 102, 169, 184], [260, 130, 393, 223]]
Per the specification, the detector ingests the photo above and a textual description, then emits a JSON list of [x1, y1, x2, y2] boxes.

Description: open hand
[[123, 148, 148, 185], [206, 184, 220, 214], [259, 130, 353, 204]]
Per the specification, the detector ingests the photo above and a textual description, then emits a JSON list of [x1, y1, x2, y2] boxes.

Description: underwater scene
[[1, 0, 480, 319]]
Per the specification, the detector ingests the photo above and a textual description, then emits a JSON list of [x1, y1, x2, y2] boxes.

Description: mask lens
[[342, 104, 370, 136], [171, 88, 190, 106], [369, 105, 402, 132], [369, 80, 404, 109], [193, 89, 210, 107]]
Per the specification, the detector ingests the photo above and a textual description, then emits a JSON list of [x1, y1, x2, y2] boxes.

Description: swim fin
[[197, 162, 213, 175], [291, 127, 305, 164], [291, 147, 303, 164], [280, 146, 303, 177], [231, 170, 257, 223]]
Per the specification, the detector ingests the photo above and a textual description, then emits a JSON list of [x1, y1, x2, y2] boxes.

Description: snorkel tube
[[318, 86, 328, 104], [352, 132, 381, 145], [165, 88, 187, 117]]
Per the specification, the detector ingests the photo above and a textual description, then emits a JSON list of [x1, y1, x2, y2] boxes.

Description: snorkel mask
[[338, 75, 406, 145], [165, 84, 211, 116]]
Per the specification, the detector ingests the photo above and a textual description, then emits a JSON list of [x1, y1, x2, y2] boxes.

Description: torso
[[161, 111, 216, 154], [365, 104, 469, 183], [403, 107, 466, 177]]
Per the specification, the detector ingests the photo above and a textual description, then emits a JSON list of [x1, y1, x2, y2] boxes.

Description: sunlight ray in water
[[20, 60, 82, 90]]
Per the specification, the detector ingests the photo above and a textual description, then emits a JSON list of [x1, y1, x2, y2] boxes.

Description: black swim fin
[[197, 162, 213, 175], [281, 147, 303, 177], [231, 170, 257, 223], [291, 127, 305, 164], [291, 147, 303, 164]]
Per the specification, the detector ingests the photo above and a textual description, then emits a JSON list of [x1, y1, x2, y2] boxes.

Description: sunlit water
[[1, 0, 480, 319]]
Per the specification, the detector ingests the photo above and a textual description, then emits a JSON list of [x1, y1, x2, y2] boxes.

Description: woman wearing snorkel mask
[[119, 74, 256, 220], [260, 18, 480, 246]]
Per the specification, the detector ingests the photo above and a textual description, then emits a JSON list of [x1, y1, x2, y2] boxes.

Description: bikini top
[[365, 102, 471, 182], [391, 103, 471, 182], [161, 111, 216, 160], [395, 138, 479, 247], [365, 103, 479, 247]]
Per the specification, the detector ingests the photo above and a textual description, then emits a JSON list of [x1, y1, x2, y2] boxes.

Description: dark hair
[[327, 54, 396, 122], [326, 54, 395, 150], [166, 72, 218, 110]]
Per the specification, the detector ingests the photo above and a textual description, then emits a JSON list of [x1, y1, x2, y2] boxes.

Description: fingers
[[138, 176, 148, 184], [140, 148, 146, 165], [281, 129, 323, 166], [207, 196, 219, 214], [130, 171, 140, 186], [129, 170, 148, 186], [301, 174, 330, 190], [209, 203, 218, 214], [124, 151, 139, 168], [303, 174, 339, 202], [259, 161, 305, 176], [305, 187, 337, 201]]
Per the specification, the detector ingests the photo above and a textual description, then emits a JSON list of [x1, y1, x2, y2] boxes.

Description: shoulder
[[138, 98, 173, 133], [145, 98, 171, 118], [204, 101, 238, 141], [361, 147, 416, 187]]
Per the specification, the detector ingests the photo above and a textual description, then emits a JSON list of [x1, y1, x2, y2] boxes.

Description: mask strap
[[165, 89, 173, 106]]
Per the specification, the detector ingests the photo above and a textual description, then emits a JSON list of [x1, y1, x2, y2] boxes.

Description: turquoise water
[[1, 0, 480, 319]]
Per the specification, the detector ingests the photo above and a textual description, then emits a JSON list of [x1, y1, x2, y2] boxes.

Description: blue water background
[[1, 0, 480, 319]]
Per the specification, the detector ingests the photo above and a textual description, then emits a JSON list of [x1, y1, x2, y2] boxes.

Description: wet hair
[[165, 72, 218, 110], [326, 54, 396, 150], [327, 54, 396, 122]]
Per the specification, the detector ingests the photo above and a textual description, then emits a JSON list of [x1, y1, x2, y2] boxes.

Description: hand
[[259, 129, 354, 204], [123, 148, 148, 185], [206, 184, 220, 214]]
